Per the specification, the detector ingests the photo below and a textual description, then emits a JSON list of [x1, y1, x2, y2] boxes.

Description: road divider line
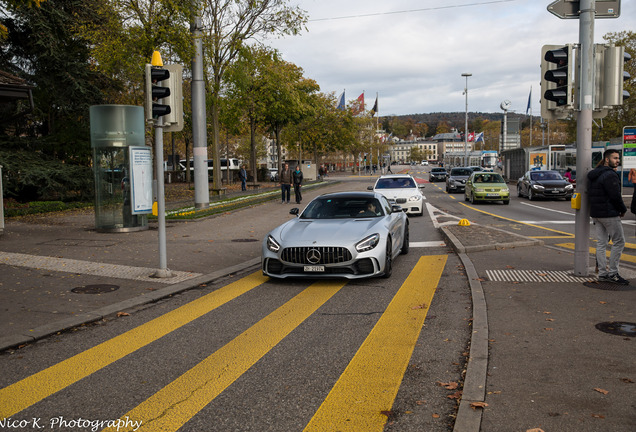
[[103, 280, 346, 432], [460, 202, 574, 237], [304, 255, 447, 432], [0, 272, 268, 419], [556, 243, 636, 264]]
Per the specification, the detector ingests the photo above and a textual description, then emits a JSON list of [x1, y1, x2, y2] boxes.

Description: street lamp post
[[462, 73, 472, 166]]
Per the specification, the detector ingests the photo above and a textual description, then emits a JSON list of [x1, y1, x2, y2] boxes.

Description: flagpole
[[376, 92, 379, 132]]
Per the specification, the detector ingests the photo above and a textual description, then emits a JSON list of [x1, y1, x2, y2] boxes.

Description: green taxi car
[[464, 172, 510, 204]]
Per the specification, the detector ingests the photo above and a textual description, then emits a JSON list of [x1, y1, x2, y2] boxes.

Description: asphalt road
[[0, 175, 473, 432]]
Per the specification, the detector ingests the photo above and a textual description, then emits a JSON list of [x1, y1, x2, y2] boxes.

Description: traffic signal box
[[541, 43, 631, 121], [541, 44, 574, 120], [144, 51, 183, 132]]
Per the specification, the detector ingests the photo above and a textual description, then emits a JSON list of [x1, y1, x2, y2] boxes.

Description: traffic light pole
[[573, 0, 595, 276], [153, 116, 172, 278]]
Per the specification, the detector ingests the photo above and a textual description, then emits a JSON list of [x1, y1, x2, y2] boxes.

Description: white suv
[[368, 174, 425, 216]]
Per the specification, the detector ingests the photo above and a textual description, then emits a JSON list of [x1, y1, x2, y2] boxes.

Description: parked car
[[446, 167, 473, 193], [517, 170, 574, 200], [368, 174, 425, 215], [262, 192, 409, 279], [429, 167, 448, 182], [464, 172, 510, 204], [421, 160, 429, 166]]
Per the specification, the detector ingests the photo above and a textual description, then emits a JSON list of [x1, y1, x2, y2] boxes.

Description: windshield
[[374, 177, 416, 189], [450, 168, 472, 176], [530, 171, 563, 181], [472, 174, 505, 183], [300, 197, 385, 219]]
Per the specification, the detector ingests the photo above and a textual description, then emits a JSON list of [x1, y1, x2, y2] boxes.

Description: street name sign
[[547, 0, 620, 19]]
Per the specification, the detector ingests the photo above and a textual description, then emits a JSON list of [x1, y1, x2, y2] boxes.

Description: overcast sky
[[266, 0, 635, 117]]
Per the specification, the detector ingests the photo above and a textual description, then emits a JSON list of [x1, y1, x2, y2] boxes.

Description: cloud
[[268, 0, 635, 115]]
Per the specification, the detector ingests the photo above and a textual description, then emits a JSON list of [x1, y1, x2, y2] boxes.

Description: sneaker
[[600, 273, 630, 285]]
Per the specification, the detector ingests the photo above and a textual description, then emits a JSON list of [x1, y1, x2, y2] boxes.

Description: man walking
[[280, 163, 292, 204], [292, 165, 303, 204], [239, 165, 247, 191], [588, 149, 629, 284]]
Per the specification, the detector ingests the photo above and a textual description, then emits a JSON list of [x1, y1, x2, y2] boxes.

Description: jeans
[[241, 179, 246, 191], [593, 216, 625, 277], [281, 184, 291, 203]]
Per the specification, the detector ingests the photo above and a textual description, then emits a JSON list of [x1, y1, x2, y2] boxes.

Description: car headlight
[[356, 233, 380, 252], [475, 188, 485, 192], [266, 235, 280, 252], [408, 195, 422, 202], [532, 184, 544, 190], [565, 184, 573, 190]]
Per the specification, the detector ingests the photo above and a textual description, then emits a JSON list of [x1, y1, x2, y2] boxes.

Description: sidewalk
[[443, 223, 636, 432]]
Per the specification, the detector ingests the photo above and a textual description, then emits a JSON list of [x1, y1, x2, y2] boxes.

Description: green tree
[[0, 0, 116, 163], [199, 0, 307, 189]]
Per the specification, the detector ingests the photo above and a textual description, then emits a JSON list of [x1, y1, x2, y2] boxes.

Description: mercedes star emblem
[[306, 248, 321, 264]]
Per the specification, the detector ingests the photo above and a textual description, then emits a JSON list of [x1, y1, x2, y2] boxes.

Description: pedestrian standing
[[292, 165, 303, 204], [587, 149, 629, 284], [239, 165, 247, 191], [280, 163, 292, 204]]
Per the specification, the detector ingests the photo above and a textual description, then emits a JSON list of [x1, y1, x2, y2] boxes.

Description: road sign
[[547, 0, 620, 19]]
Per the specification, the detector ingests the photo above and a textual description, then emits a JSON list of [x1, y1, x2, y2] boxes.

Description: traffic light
[[144, 51, 183, 131], [542, 44, 574, 111], [600, 45, 631, 107], [145, 63, 171, 120]]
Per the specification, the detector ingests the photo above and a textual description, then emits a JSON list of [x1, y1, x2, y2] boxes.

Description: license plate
[[304, 265, 325, 272], [551, 190, 560, 193], [486, 193, 500, 197]]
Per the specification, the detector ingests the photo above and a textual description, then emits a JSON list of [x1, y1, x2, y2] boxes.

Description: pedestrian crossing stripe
[[304, 255, 447, 431], [0, 272, 268, 419]]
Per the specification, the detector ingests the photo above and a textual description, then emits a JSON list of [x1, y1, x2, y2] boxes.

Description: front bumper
[[472, 191, 510, 201], [532, 187, 574, 199], [447, 182, 466, 192]]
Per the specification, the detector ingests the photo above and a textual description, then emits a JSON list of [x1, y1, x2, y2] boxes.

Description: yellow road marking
[[556, 243, 636, 264], [460, 202, 574, 237], [0, 272, 268, 418], [104, 280, 347, 432], [304, 255, 447, 432]]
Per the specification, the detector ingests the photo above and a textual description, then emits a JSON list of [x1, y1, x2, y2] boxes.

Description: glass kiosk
[[90, 105, 149, 232]]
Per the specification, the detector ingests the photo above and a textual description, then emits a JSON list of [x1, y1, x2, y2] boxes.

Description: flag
[[352, 92, 365, 115], [526, 86, 532, 115], [370, 96, 378, 116], [468, 132, 475, 142], [475, 132, 484, 143], [336, 91, 345, 110]]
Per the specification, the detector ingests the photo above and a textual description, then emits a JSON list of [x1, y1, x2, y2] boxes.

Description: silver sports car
[[262, 191, 409, 279]]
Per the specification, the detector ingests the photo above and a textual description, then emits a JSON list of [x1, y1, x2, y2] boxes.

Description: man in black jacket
[[587, 149, 629, 284]]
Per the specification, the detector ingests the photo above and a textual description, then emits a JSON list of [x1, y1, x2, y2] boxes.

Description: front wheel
[[517, 186, 523, 197], [529, 189, 535, 201], [470, 193, 475, 204], [503, 200, 510, 205], [382, 239, 393, 278], [400, 223, 410, 255]]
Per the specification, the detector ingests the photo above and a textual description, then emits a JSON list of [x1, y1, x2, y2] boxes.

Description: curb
[[0, 257, 262, 352], [441, 224, 544, 254]]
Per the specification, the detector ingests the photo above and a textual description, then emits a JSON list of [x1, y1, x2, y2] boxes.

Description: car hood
[[449, 175, 470, 180], [274, 218, 384, 245], [375, 188, 421, 199], [471, 183, 508, 188], [533, 180, 568, 187]]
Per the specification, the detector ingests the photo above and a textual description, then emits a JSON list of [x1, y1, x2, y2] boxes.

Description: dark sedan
[[429, 167, 448, 182], [517, 170, 574, 200], [446, 167, 473, 193]]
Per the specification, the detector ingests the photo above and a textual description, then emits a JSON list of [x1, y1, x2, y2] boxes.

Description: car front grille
[[395, 198, 407, 203], [281, 246, 352, 264]]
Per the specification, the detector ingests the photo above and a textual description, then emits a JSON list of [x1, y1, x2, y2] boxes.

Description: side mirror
[[367, 186, 373, 190], [418, 183, 425, 189], [290, 208, 299, 216]]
